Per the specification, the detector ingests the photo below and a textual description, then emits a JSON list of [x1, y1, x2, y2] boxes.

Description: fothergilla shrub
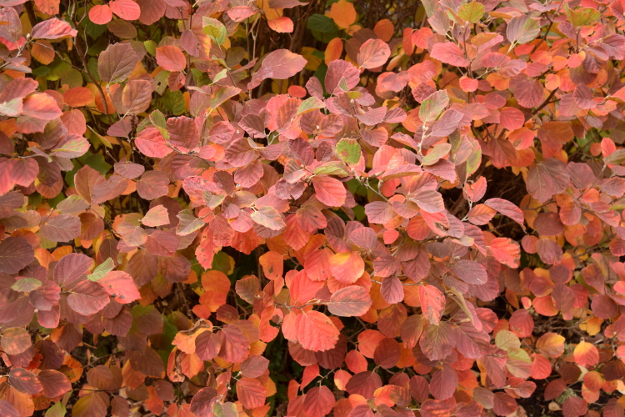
[[1, 0, 625, 416]]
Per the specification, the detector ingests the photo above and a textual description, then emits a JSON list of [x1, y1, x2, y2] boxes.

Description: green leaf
[[314, 161, 350, 176], [458, 1, 484, 23], [164, 90, 186, 115], [144, 40, 157, 56], [87, 125, 113, 149], [466, 140, 482, 176], [154, 70, 169, 95], [203, 17, 227, 45], [506, 15, 540, 45], [307, 14, 338, 33], [308, 14, 339, 43], [419, 90, 449, 123], [564, 4, 601, 27], [212, 68, 228, 84], [0, 97, 22, 117], [212, 251, 235, 275], [495, 329, 520, 351], [88, 258, 115, 282], [214, 402, 238, 417], [336, 139, 361, 165], [297, 96, 325, 115], [11, 278, 42, 292], [32, 66, 51, 77], [606, 149, 625, 165], [176, 209, 205, 236], [47, 60, 72, 82], [422, 142, 451, 166], [149, 110, 170, 139], [45, 402, 67, 417]]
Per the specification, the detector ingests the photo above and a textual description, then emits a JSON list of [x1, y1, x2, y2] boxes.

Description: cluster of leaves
[[2, 0, 625, 416]]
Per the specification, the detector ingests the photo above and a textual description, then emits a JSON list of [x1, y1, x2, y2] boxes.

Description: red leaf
[[34, 0, 60, 14], [562, 396, 587, 417], [109, 0, 141, 21], [31, 18, 78, 39], [98, 43, 140, 83], [295, 310, 340, 352], [137, 0, 166, 25], [219, 324, 250, 363], [8, 368, 42, 395], [509, 74, 544, 108], [364, 201, 395, 224], [237, 378, 266, 409], [121, 80, 153, 114], [484, 198, 525, 229], [142, 205, 169, 227], [40, 214, 82, 242], [537, 121, 574, 149], [327, 286, 372, 317], [127, 346, 165, 377], [240, 355, 270, 378], [89, 4, 113, 24], [21, 93, 62, 121], [156, 45, 186, 72], [493, 392, 517, 416], [136, 170, 170, 200], [509, 308, 534, 337], [38, 369, 71, 397], [429, 364, 457, 400], [373, 338, 401, 369], [0, 237, 34, 274], [98, 271, 141, 304], [451, 260, 487, 285], [357, 38, 391, 69], [345, 371, 383, 398], [303, 386, 334, 417], [248, 49, 307, 89], [195, 331, 221, 361], [420, 322, 455, 361], [1, 327, 31, 355], [430, 42, 469, 67], [312, 176, 346, 207], [0, 401, 19, 417], [67, 280, 110, 315], [380, 275, 404, 304], [135, 127, 171, 158], [325, 59, 360, 94], [418, 285, 445, 325], [410, 190, 444, 213], [114, 161, 145, 179], [190, 387, 219, 417], [52, 253, 93, 288]]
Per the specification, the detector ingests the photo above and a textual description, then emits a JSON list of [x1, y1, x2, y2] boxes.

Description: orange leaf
[[489, 237, 521, 268], [330, 0, 357, 29], [325, 37, 343, 65], [374, 19, 394, 42], [574, 341, 599, 368], [329, 251, 365, 284], [268, 16, 294, 33], [64, 87, 94, 107]]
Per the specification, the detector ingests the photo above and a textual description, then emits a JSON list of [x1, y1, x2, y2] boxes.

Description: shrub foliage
[[1, 0, 625, 416]]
